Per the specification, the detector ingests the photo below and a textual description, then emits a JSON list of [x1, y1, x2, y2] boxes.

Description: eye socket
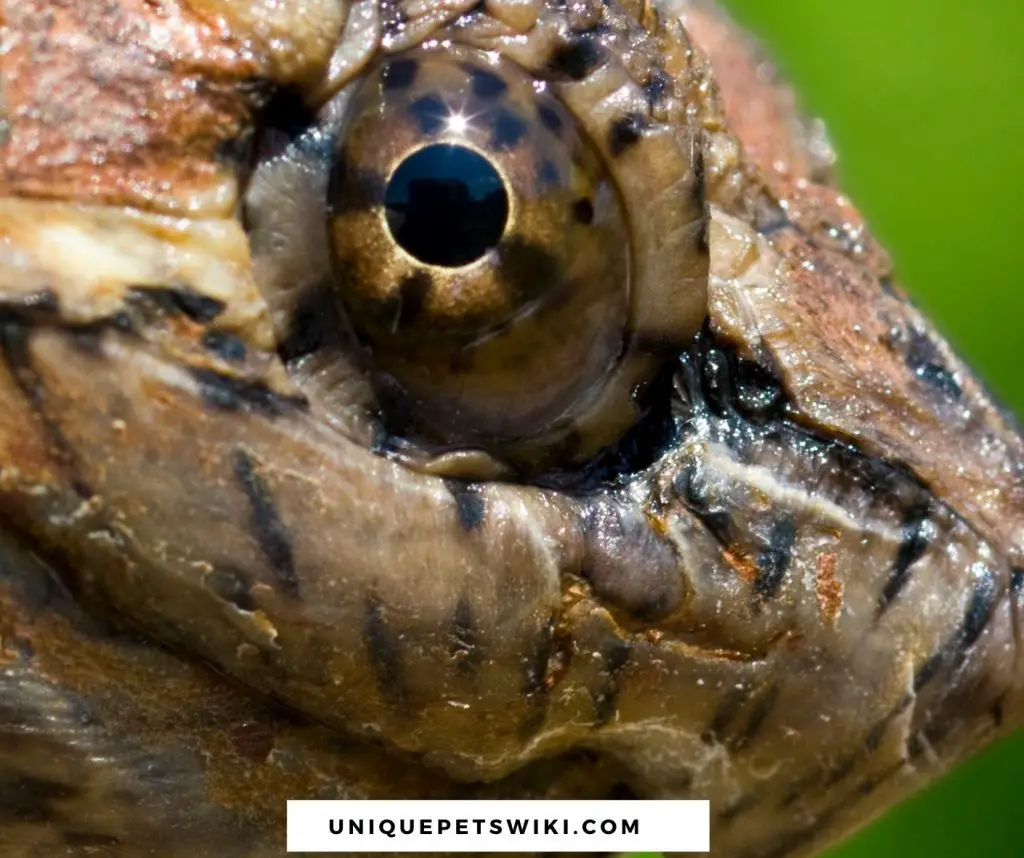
[[328, 48, 632, 455], [384, 143, 509, 267]]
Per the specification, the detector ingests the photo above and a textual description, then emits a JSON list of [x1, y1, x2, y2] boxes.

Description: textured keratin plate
[[0, 2, 1020, 857]]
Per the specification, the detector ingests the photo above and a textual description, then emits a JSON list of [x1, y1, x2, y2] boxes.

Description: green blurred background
[[636, 0, 1023, 856]]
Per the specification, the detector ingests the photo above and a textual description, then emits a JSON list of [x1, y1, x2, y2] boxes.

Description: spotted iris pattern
[[328, 48, 630, 449]]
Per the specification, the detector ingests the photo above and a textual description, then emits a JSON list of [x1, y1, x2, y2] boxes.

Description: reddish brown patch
[[815, 552, 843, 623], [723, 545, 757, 583], [0, 0, 260, 213]]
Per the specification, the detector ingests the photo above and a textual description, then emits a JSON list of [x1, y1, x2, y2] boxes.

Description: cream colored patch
[[185, 0, 348, 85], [0, 199, 274, 349]]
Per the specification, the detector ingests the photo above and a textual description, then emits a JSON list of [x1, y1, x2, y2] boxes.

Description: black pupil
[[385, 144, 509, 267]]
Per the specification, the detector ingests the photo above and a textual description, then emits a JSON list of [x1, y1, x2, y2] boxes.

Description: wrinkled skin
[[0, 2, 1022, 857]]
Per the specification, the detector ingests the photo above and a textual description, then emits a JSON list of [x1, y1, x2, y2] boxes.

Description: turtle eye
[[328, 48, 631, 456]]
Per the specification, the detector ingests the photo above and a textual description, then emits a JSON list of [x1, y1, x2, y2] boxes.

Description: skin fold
[[0, 1, 1021, 856]]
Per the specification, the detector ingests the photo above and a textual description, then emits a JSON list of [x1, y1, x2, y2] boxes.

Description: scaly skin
[[0, 2, 1020, 856]]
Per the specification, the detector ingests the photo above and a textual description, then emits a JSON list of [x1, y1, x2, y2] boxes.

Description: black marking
[[913, 647, 946, 692], [407, 93, 449, 135], [537, 101, 564, 134], [703, 685, 753, 744], [913, 569, 999, 690], [522, 613, 557, 698], [864, 694, 913, 752], [730, 682, 779, 750], [0, 775, 79, 824], [572, 197, 594, 225], [395, 271, 432, 329], [547, 37, 605, 81], [382, 58, 419, 91], [364, 591, 406, 703], [593, 639, 631, 725], [193, 368, 308, 417], [536, 158, 560, 189], [608, 112, 649, 156], [691, 145, 706, 211], [129, 286, 226, 323], [232, 450, 299, 598], [719, 793, 758, 822], [443, 479, 485, 530], [855, 761, 905, 798], [449, 597, 480, 674], [279, 280, 338, 362], [207, 565, 256, 612], [496, 236, 560, 304], [879, 276, 899, 298], [755, 518, 797, 600], [876, 505, 929, 618], [489, 106, 528, 151], [906, 326, 961, 400], [0, 317, 93, 498], [254, 82, 317, 145], [465, 65, 507, 100], [1012, 567, 1024, 597], [822, 755, 856, 788], [201, 330, 247, 363], [518, 613, 561, 739], [956, 570, 999, 656], [643, 68, 672, 110]]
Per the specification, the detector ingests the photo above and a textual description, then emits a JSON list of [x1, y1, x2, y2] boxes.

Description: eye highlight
[[329, 48, 632, 455]]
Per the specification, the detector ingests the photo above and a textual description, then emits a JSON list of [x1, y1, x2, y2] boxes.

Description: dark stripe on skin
[[876, 505, 930, 618], [381, 58, 419, 91], [519, 613, 568, 739], [854, 761, 905, 798], [207, 565, 256, 612], [755, 518, 797, 600], [864, 693, 913, 752], [443, 479, 485, 530], [593, 639, 631, 726], [702, 685, 753, 744], [906, 326, 962, 400], [730, 682, 779, 751], [547, 37, 606, 81], [489, 107, 528, 151], [192, 368, 308, 417], [914, 569, 999, 691], [643, 67, 671, 109], [607, 112, 650, 157], [465, 65, 507, 100], [201, 329, 247, 363], [0, 775, 80, 824], [128, 286, 225, 323], [449, 596, 480, 675], [719, 793, 758, 822], [363, 591, 406, 703], [232, 450, 299, 598], [1011, 567, 1024, 597], [0, 317, 93, 498]]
